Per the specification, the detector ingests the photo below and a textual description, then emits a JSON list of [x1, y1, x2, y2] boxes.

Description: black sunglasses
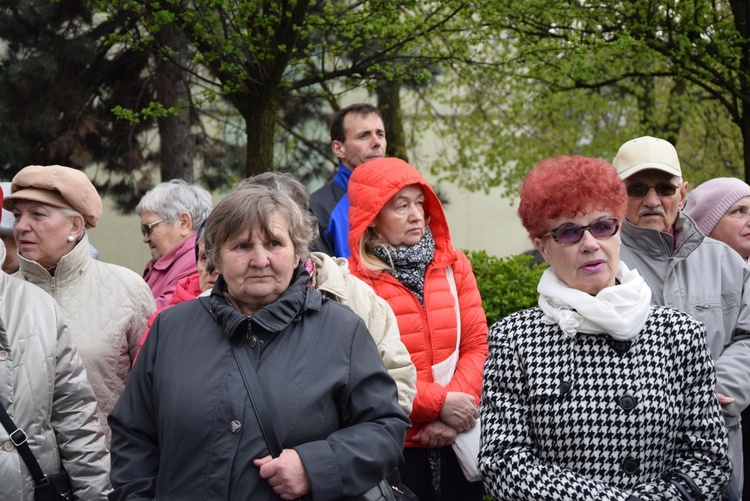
[[539, 217, 620, 245], [626, 182, 678, 198]]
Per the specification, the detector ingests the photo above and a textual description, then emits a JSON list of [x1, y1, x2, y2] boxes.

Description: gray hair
[[136, 179, 212, 230], [203, 184, 315, 274], [235, 172, 319, 243], [58, 207, 87, 243]]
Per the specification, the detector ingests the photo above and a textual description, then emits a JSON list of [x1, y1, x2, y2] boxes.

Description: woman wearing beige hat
[[3, 165, 156, 442]]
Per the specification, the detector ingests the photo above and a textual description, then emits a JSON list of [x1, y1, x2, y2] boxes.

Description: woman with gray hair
[[110, 184, 409, 500], [137, 179, 213, 308], [3, 164, 155, 442], [238, 172, 416, 416]]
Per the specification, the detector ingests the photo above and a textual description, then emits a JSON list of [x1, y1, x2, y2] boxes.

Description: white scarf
[[537, 261, 652, 341]]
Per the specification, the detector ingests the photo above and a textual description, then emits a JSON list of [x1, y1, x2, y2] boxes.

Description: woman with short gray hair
[[110, 184, 409, 499], [137, 179, 213, 308]]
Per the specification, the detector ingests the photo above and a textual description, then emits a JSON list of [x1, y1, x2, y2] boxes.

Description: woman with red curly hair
[[479, 156, 731, 499]]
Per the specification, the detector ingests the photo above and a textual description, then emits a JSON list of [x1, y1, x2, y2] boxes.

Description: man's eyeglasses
[[626, 183, 678, 198], [141, 219, 165, 237], [538, 218, 620, 245]]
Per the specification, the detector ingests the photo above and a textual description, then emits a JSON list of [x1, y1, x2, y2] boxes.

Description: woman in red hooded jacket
[[348, 157, 488, 500]]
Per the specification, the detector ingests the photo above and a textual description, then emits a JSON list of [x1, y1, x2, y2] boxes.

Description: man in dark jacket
[[309, 103, 386, 257]]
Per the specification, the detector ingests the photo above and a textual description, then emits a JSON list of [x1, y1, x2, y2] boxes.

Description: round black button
[[559, 380, 571, 393], [619, 395, 637, 410], [612, 340, 630, 354], [622, 457, 640, 475], [249, 336, 258, 348]]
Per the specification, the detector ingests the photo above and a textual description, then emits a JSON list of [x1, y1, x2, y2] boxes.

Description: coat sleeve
[[345, 272, 416, 416], [444, 252, 488, 403], [108, 315, 161, 500], [714, 266, 750, 419], [52, 304, 112, 499], [293, 318, 410, 499], [479, 316, 730, 500], [408, 253, 488, 424]]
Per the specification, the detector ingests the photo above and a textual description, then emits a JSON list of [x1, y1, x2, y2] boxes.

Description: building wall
[[424, 177, 531, 257], [87, 197, 153, 274]]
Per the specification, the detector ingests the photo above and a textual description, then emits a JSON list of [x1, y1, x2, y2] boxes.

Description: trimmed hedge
[[465, 250, 547, 325]]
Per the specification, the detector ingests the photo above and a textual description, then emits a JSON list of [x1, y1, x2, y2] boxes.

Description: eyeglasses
[[626, 182, 678, 198], [539, 218, 620, 245], [141, 219, 165, 237]]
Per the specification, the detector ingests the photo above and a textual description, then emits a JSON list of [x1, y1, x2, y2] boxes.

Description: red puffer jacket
[[348, 157, 488, 448], [134, 273, 203, 365]]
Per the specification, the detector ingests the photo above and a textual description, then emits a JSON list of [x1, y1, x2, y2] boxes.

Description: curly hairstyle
[[518, 156, 626, 240]]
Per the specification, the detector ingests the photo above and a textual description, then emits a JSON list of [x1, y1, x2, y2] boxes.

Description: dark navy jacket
[[310, 164, 352, 257], [109, 266, 409, 500]]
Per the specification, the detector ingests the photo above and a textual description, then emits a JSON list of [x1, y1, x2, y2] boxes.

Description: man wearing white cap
[[614, 136, 750, 499]]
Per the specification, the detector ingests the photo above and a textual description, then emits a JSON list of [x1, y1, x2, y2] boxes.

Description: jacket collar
[[147, 234, 196, 272], [207, 263, 321, 340], [621, 212, 704, 259], [333, 162, 352, 191]]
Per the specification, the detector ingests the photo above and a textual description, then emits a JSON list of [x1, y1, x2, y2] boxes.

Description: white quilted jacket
[[15, 233, 155, 441]]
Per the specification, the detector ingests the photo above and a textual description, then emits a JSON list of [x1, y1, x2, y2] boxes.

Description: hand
[[716, 392, 735, 406], [253, 449, 311, 500], [412, 419, 458, 448], [439, 392, 479, 432]]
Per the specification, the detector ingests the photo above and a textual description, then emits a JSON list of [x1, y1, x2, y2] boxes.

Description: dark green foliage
[[0, 0, 161, 208], [465, 250, 547, 325]]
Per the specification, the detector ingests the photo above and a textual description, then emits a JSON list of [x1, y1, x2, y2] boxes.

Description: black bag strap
[[669, 470, 706, 501], [231, 339, 283, 458], [0, 401, 47, 484]]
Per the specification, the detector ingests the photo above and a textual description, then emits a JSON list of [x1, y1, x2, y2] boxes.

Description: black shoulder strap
[[230, 340, 283, 458], [0, 402, 47, 484]]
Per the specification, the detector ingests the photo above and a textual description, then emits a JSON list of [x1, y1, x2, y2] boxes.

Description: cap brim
[[3, 188, 72, 212], [618, 162, 682, 180]]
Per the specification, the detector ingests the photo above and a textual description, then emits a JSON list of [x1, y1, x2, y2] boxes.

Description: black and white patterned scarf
[[368, 227, 436, 304]]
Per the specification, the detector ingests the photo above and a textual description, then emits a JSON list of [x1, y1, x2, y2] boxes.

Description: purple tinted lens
[[552, 219, 618, 244], [555, 227, 584, 244], [589, 220, 618, 238]]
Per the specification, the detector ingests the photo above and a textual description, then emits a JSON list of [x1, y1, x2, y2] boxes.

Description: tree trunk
[[241, 86, 280, 178], [377, 82, 408, 162], [729, 0, 750, 182], [154, 24, 194, 182]]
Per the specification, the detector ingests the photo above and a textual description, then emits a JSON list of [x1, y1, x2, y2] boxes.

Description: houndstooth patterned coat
[[479, 305, 730, 500]]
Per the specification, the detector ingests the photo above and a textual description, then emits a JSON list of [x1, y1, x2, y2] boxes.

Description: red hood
[[347, 157, 455, 276]]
